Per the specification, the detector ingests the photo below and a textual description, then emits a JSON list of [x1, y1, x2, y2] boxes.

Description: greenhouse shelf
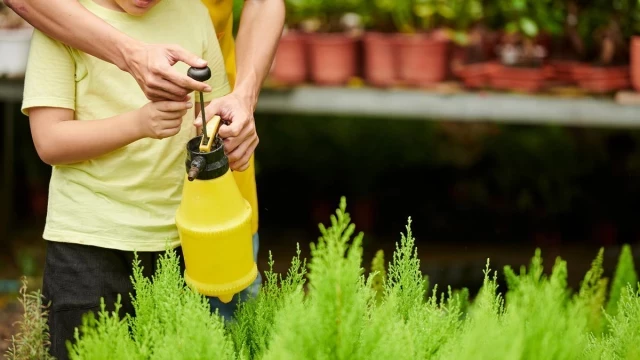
[[256, 86, 640, 129]]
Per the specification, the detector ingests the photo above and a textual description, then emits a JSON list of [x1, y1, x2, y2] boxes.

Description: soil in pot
[[363, 32, 397, 88], [270, 31, 308, 85], [394, 33, 449, 87], [307, 33, 359, 86]]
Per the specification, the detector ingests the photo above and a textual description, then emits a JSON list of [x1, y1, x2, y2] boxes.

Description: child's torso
[[44, 0, 213, 251]]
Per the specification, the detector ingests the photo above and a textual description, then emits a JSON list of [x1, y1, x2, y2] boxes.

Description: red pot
[[394, 33, 449, 87], [454, 61, 494, 89], [363, 32, 397, 87], [549, 60, 581, 83], [270, 32, 308, 85], [307, 33, 358, 86], [489, 64, 551, 93], [631, 36, 640, 91], [573, 64, 630, 93]]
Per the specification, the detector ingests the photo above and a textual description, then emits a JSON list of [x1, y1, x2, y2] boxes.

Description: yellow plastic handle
[[199, 115, 222, 153]]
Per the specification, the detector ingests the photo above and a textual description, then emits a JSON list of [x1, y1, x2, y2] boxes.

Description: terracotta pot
[[363, 32, 397, 87], [394, 33, 449, 87], [578, 77, 631, 93], [489, 64, 552, 93], [549, 59, 581, 83], [270, 32, 308, 85], [631, 36, 640, 91], [573, 64, 630, 93], [307, 33, 358, 86], [454, 61, 494, 89]]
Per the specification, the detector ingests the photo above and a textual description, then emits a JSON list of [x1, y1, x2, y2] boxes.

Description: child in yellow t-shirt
[[21, 0, 229, 358]]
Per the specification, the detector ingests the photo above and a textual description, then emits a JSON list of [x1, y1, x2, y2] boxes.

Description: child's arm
[[29, 100, 192, 166]]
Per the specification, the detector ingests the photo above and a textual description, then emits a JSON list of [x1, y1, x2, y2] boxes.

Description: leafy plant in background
[[440, 0, 485, 47], [574, 0, 633, 65], [495, 0, 565, 66], [281, 0, 315, 31], [294, 0, 365, 33], [387, 0, 455, 34]]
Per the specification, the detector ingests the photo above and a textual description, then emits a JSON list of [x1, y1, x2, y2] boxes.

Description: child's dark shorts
[[41, 241, 185, 360]]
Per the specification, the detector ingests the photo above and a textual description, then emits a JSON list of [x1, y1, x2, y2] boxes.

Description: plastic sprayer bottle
[[175, 66, 257, 303]]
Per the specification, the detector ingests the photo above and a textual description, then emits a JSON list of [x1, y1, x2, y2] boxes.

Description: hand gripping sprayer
[[175, 66, 258, 303]]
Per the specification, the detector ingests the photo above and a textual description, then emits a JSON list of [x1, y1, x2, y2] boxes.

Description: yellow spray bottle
[[175, 66, 257, 304]]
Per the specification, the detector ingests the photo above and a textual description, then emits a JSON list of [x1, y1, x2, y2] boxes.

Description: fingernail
[[186, 102, 193, 108]]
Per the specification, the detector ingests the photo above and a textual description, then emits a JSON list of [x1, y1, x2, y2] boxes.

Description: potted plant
[[359, 0, 400, 87], [546, 0, 585, 84], [269, 0, 313, 86], [0, 3, 33, 78], [304, 0, 365, 86], [488, 0, 564, 93], [447, 0, 500, 89], [572, 0, 632, 93], [631, 0, 640, 91], [393, 0, 452, 87]]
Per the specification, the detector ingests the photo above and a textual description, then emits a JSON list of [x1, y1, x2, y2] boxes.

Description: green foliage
[[229, 245, 307, 359], [68, 249, 235, 360], [606, 245, 638, 318], [5, 277, 55, 360], [262, 197, 370, 359], [7, 198, 640, 360], [369, 249, 386, 304], [384, 218, 426, 319], [67, 298, 141, 360], [575, 248, 609, 334], [585, 284, 640, 359]]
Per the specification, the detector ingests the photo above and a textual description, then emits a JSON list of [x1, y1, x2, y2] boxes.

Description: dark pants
[[42, 241, 186, 360]]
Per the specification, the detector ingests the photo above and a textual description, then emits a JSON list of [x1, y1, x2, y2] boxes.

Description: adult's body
[[5, 0, 285, 318]]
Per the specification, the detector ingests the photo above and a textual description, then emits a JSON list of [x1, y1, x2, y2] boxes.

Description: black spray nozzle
[[184, 136, 228, 181], [187, 155, 207, 181]]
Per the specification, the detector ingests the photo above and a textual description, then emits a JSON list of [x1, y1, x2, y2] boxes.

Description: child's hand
[[138, 100, 193, 139]]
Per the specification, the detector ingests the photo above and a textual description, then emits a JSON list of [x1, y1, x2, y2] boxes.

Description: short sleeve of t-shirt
[[199, 11, 231, 103], [21, 29, 76, 115]]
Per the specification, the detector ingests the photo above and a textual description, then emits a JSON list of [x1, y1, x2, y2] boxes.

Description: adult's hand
[[194, 93, 259, 172], [124, 43, 213, 102]]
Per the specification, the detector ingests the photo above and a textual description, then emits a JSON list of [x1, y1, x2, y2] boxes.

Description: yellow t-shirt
[[21, 0, 231, 252], [202, 0, 259, 234]]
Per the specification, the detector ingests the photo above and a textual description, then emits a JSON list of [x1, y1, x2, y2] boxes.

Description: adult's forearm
[[232, 0, 285, 110], [33, 111, 143, 166], [4, 0, 138, 70]]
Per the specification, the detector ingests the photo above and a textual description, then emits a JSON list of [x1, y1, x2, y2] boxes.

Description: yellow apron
[[202, 0, 259, 234]]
